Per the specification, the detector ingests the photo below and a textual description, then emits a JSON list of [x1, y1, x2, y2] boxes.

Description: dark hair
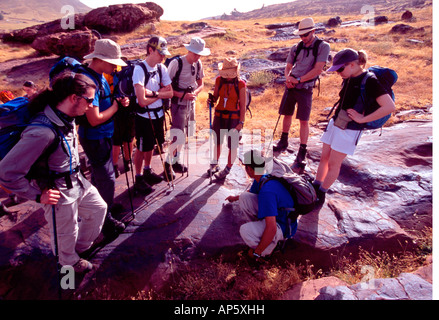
[[146, 36, 160, 56], [28, 72, 96, 116], [242, 150, 265, 170]]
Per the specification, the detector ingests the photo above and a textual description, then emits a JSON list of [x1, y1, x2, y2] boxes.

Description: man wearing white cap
[[166, 37, 210, 176], [79, 39, 130, 238], [274, 18, 330, 171]]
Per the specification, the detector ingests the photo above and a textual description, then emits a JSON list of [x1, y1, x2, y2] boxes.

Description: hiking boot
[[172, 162, 188, 173], [0, 201, 12, 217], [134, 175, 153, 195], [273, 137, 288, 153], [143, 168, 163, 185], [123, 159, 131, 172], [73, 258, 94, 273], [102, 214, 126, 238], [207, 164, 220, 175], [163, 162, 176, 181], [114, 164, 120, 178], [315, 188, 326, 207], [295, 144, 307, 164], [214, 166, 231, 180]]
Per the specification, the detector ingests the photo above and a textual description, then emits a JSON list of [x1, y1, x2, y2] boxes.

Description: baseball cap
[[148, 36, 171, 56], [327, 48, 359, 72]]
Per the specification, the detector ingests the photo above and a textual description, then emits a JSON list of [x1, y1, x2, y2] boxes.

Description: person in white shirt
[[132, 36, 173, 194]]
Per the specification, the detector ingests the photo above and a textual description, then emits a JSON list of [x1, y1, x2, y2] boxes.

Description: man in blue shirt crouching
[[226, 150, 298, 259]]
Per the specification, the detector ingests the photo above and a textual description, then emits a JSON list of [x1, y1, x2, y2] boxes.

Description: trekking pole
[[265, 113, 281, 158], [208, 93, 214, 184], [119, 141, 135, 218], [51, 204, 62, 300], [147, 111, 174, 189], [182, 86, 193, 178]]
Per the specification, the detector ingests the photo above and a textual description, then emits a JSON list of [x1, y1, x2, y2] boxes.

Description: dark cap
[[327, 48, 359, 72], [23, 80, 36, 88], [147, 36, 171, 56]]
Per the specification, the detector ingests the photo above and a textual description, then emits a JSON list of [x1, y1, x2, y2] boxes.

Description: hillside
[[213, 0, 427, 20], [0, 0, 90, 30]]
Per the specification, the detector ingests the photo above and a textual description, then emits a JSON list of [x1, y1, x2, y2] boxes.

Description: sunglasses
[[336, 64, 350, 73], [299, 31, 312, 38], [78, 95, 94, 104]]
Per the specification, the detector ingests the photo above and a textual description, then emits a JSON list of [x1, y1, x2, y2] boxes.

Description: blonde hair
[[357, 50, 368, 68]]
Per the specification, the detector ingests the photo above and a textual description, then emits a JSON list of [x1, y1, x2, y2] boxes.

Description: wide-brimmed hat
[[148, 36, 171, 56], [218, 58, 240, 78], [294, 17, 317, 36], [327, 48, 359, 72], [84, 39, 127, 66], [184, 37, 211, 56]]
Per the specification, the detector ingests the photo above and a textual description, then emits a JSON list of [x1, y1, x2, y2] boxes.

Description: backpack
[[49, 57, 107, 127], [217, 77, 253, 118], [353, 66, 398, 130], [292, 37, 327, 95], [0, 98, 64, 183], [163, 55, 201, 109], [261, 158, 317, 216]]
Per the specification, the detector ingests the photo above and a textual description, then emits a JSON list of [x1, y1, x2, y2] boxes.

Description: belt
[[50, 166, 81, 189]]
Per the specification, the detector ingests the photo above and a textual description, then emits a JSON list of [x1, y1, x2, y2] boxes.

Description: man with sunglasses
[[274, 18, 330, 171], [166, 37, 210, 176]]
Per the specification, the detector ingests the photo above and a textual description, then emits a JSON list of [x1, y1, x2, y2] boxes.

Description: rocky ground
[[0, 117, 432, 300]]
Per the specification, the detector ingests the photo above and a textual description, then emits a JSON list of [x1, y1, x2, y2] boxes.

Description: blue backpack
[[354, 66, 398, 130], [0, 98, 67, 181]]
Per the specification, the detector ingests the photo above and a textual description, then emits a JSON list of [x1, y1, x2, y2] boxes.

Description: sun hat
[[294, 17, 317, 36], [84, 39, 127, 66], [327, 48, 359, 72], [147, 36, 171, 56], [218, 58, 240, 78], [184, 37, 211, 56]]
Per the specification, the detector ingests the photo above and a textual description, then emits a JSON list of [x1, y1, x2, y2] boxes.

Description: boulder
[[31, 29, 98, 58], [83, 3, 163, 34], [316, 273, 432, 300], [327, 16, 342, 28]]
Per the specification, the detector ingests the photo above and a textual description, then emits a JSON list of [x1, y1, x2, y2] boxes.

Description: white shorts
[[320, 118, 363, 155]]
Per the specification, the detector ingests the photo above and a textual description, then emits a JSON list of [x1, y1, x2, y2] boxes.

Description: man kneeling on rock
[[226, 150, 298, 259]]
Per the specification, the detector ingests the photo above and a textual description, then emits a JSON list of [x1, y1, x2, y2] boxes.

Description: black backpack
[[163, 55, 201, 108]]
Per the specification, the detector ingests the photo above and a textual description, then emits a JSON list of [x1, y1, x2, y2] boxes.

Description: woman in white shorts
[[312, 48, 395, 205]]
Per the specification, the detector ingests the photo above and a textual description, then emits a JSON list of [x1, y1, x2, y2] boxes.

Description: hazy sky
[[79, 0, 296, 21]]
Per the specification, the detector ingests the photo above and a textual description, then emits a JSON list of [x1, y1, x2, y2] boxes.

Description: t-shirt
[[249, 176, 296, 237], [337, 71, 389, 130], [132, 60, 172, 119], [286, 37, 330, 89], [167, 56, 204, 94], [77, 69, 114, 140], [214, 77, 246, 112]]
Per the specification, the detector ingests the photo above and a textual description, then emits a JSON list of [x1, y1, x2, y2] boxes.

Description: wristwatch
[[296, 77, 301, 84], [253, 251, 261, 259], [152, 91, 158, 98]]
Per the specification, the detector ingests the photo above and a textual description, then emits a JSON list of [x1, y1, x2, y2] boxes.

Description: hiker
[[226, 150, 297, 258], [0, 72, 107, 272], [78, 39, 130, 237], [166, 37, 210, 175], [312, 48, 395, 205], [207, 58, 246, 180], [22, 80, 37, 98], [273, 17, 330, 170], [132, 36, 173, 193]]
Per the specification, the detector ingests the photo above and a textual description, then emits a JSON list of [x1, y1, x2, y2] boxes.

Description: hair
[[242, 150, 265, 171], [357, 50, 368, 68], [28, 72, 96, 116]]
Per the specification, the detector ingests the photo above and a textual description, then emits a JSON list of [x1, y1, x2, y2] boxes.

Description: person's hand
[[40, 188, 61, 205], [285, 76, 296, 89], [117, 96, 130, 107], [347, 109, 365, 123], [226, 195, 239, 202]]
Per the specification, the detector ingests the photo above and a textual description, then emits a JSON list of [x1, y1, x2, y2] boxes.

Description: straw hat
[[184, 37, 211, 56], [218, 58, 240, 78], [84, 39, 127, 66], [293, 17, 317, 36]]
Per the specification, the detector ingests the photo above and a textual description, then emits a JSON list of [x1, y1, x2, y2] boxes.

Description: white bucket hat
[[184, 37, 211, 56], [84, 39, 127, 66], [294, 17, 317, 36]]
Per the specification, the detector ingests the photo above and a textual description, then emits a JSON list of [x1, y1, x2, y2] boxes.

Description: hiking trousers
[[238, 192, 284, 257], [43, 174, 107, 266]]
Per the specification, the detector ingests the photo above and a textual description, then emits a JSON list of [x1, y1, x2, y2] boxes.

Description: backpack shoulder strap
[[292, 41, 304, 65], [312, 38, 323, 66]]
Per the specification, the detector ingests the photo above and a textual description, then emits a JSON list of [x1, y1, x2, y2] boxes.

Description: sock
[[300, 143, 307, 149], [319, 185, 329, 193], [312, 180, 322, 187], [281, 132, 289, 140]]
